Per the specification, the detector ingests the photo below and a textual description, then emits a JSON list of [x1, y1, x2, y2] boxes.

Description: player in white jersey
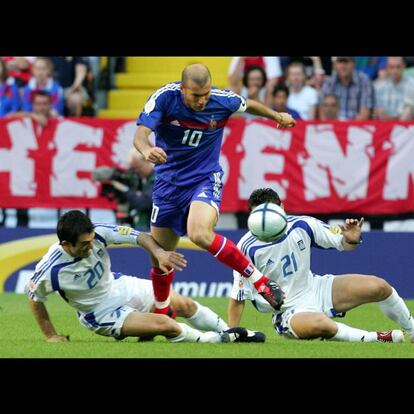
[[228, 188, 414, 343], [27, 210, 252, 344]]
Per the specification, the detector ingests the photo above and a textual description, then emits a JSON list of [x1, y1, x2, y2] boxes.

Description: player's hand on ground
[[339, 217, 364, 244], [143, 147, 168, 164], [276, 112, 296, 128], [157, 251, 187, 272], [46, 335, 70, 343]]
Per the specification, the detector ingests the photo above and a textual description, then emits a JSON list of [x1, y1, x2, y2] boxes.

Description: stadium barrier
[[1, 228, 413, 298]]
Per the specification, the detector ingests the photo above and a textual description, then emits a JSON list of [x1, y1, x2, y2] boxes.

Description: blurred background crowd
[[2, 56, 414, 230]]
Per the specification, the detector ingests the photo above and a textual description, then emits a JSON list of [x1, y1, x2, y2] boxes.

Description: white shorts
[[272, 274, 346, 339], [77, 275, 155, 338]]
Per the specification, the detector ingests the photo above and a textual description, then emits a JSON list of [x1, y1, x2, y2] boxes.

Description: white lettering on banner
[[239, 122, 292, 199], [301, 125, 374, 201], [383, 126, 414, 199], [173, 281, 233, 297], [51, 121, 103, 197], [218, 126, 231, 185], [112, 121, 137, 168], [0, 118, 37, 195]]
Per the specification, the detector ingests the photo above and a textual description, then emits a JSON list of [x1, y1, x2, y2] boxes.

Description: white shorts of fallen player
[[78, 275, 154, 338], [270, 274, 345, 339]]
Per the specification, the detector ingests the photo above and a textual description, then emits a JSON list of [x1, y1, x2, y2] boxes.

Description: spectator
[[8, 90, 58, 126], [240, 65, 267, 103], [320, 57, 374, 120], [271, 84, 301, 120], [49, 57, 92, 116], [374, 57, 414, 120], [227, 56, 282, 105], [285, 62, 318, 119], [354, 56, 387, 82], [280, 56, 333, 78], [0, 58, 21, 117], [22, 57, 64, 116], [1, 56, 36, 87], [318, 94, 340, 120]]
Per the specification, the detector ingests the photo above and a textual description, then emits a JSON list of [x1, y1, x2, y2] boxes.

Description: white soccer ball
[[247, 202, 288, 242]]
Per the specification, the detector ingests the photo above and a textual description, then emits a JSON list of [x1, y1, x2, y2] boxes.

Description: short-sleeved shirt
[[374, 75, 414, 118], [231, 215, 344, 312], [26, 224, 140, 313], [0, 78, 20, 117], [137, 82, 246, 186], [320, 71, 374, 120], [49, 57, 89, 88]]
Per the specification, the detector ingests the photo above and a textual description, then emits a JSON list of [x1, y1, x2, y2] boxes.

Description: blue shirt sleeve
[[224, 91, 246, 113], [136, 86, 170, 130], [22, 86, 33, 112]]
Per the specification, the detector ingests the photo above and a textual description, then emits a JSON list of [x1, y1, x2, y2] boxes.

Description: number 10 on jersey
[[182, 129, 203, 147]]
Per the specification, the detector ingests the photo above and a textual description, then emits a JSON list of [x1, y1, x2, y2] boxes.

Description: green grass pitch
[[1, 293, 413, 358]]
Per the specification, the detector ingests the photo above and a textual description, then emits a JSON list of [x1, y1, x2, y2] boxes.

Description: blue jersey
[[137, 82, 246, 186]]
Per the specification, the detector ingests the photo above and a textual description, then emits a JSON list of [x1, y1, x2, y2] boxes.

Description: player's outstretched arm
[[137, 233, 187, 272], [227, 298, 246, 328], [29, 299, 69, 343], [245, 99, 296, 128], [133, 125, 167, 164], [339, 217, 364, 251]]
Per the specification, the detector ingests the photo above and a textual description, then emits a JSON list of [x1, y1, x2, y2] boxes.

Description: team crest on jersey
[[144, 99, 156, 114], [116, 226, 132, 236], [297, 240, 306, 250], [97, 248, 104, 257], [238, 279, 244, 288], [74, 274, 82, 281], [208, 116, 217, 131], [329, 226, 342, 235]]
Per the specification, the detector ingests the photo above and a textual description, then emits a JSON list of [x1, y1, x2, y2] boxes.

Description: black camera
[[92, 167, 141, 224]]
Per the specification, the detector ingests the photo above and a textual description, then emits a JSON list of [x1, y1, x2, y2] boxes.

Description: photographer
[[93, 149, 155, 228]]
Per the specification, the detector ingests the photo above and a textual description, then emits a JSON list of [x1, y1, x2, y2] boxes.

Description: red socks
[[151, 267, 175, 315], [207, 234, 256, 278]]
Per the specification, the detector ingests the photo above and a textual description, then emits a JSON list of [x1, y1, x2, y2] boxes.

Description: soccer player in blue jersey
[[26, 210, 250, 343], [228, 188, 414, 343], [133, 64, 295, 318]]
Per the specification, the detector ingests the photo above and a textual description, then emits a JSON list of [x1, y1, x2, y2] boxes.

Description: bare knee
[[294, 314, 337, 339], [172, 295, 197, 318], [369, 276, 392, 301], [156, 315, 181, 337], [187, 226, 213, 249], [309, 316, 337, 338]]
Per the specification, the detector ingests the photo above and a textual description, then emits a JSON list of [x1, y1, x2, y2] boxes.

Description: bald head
[[181, 64, 211, 87]]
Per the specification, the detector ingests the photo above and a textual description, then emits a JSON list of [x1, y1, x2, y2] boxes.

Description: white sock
[[187, 301, 229, 332], [329, 322, 377, 342], [378, 288, 414, 338], [168, 323, 203, 343], [167, 322, 222, 343], [249, 268, 263, 284]]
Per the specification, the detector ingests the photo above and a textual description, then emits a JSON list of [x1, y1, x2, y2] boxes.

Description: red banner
[[1, 117, 414, 214]]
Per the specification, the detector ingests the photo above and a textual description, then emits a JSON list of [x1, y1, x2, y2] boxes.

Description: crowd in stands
[[228, 56, 414, 121], [0, 56, 97, 122]]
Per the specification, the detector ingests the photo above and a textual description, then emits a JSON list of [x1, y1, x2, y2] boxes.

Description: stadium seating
[[98, 57, 231, 119]]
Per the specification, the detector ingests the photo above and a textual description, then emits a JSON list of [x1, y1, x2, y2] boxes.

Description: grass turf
[[1, 293, 413, 358]]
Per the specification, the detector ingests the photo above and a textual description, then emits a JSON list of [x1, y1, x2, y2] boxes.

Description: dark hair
[[32, 90, 52, 102], [321, 94, 339, 105], [272, 84, 290, 97], [248, 188, 281, 211], [0, 58, 8, 82], [57, 210, 94, 245], [242, 65, 267, 88]]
